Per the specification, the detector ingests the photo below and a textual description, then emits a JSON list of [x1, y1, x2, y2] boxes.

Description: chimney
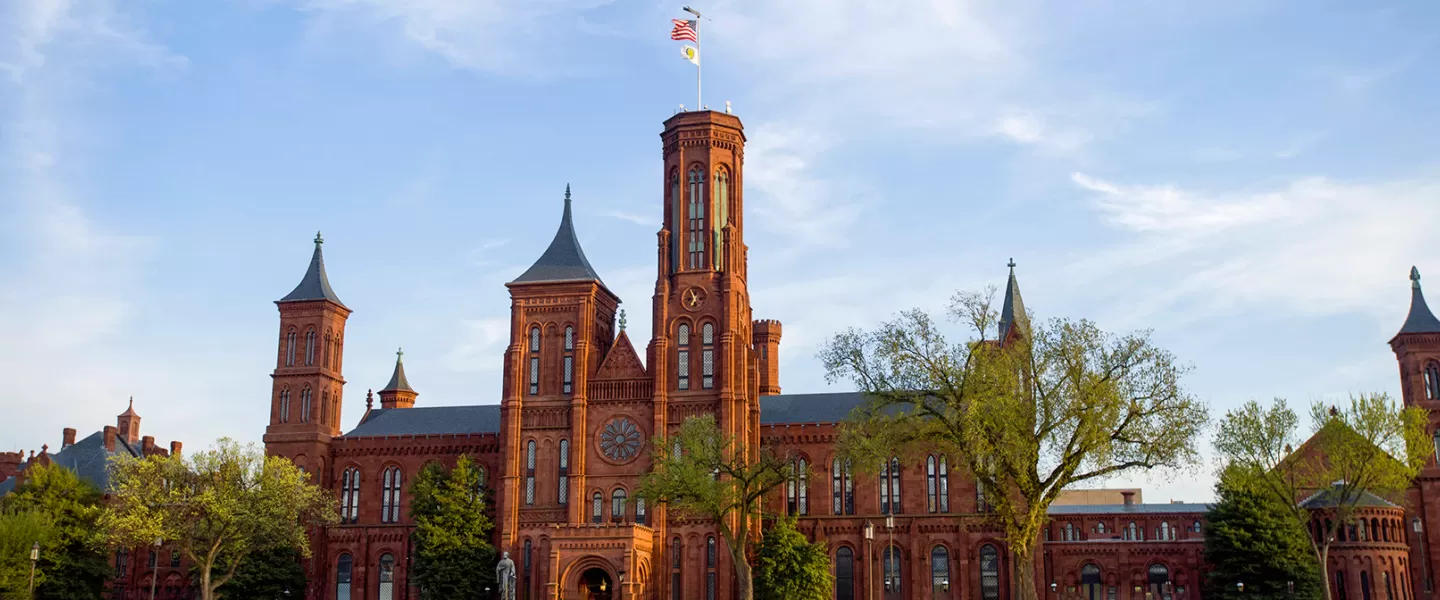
[[752, 319, 783, 395], [141, 436, 156, 456], [62, 428, 76, 448], [103, 426, 118, 452], [1121, 491, 1136, 506], [170, 441, 183, 457]]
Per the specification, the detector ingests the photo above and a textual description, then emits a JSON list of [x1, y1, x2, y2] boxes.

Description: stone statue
[[496, 551, 517, 600]]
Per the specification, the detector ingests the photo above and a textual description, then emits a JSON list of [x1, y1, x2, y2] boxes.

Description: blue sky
[[1, 0, 1436, 503]]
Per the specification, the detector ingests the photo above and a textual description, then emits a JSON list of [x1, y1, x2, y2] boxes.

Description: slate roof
[[1047, 503, 1210, 515], [278, 233, 346, 307], [0, 477, 15, 495], [381, 350, 413, 393], [511, 186, 606, 286], [1, 431, 147, 496], [998, 259, 1028, 341], [1299, 484, 1400, 509], [1398, 267, 1440, 336], [759, 392, 869, 425], [344, 405, 501, 437]]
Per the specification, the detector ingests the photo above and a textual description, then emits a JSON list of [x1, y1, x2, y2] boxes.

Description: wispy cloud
[[599, 210, 652, 226]]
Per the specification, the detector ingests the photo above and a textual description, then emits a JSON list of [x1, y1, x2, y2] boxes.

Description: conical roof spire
[[381, 348, 413, 392], [278, 232, 346, 307], [1397, 266, 1440, 335], [997, 258, 1028, 341], [511, 185, 605, 285], [119, 396, 138, 418]]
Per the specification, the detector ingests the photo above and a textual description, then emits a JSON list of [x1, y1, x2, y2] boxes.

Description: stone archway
[[578, 567, 614, 600]]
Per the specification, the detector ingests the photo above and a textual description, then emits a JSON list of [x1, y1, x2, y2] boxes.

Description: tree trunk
[[1314, 542, 1332, 600], [1014, 548, 1039, 600], [736, 556, 755, 600], [201, 564, 213, 600]]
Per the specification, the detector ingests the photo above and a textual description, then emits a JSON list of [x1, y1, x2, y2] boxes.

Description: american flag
[[670, 19, 698, 42]]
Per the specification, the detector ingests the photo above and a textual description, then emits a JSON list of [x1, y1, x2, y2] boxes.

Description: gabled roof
[[37, 431, 143, 494], [594, 329, 647, 380], [1397, 266, 1440, 336], [380, 348, 413, 393], [278, 232, 346, 307], [511, 186, 606, 286], [998, 259, 1028, 341], [343, 405, 501, 437], [759, 392, 869, 425]]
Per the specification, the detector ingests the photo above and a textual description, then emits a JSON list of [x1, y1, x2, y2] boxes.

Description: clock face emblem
[[683, 287, 707, 311]]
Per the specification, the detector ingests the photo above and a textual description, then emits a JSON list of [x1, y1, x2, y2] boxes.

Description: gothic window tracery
[[529, 327, 541, 395], [701, 322, 715, 389], [381, 466, 402, 523], [340, 467, 360, 523], [677, 323, 691, 390], [880, 456, 901, 514], [563, 325, 575, 394], [600, 418, 643, 462]]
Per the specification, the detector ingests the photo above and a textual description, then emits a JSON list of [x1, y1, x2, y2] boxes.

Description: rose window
[[600, 418, 643, 463]]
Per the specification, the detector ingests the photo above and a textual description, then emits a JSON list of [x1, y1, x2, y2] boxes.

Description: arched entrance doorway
[[579, 567, 614, 600]]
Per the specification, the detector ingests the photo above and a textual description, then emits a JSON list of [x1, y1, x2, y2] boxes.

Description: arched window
[[836, 547, 855, 600], [324, 331, 332, 370], [285, 330, 297, 367], [671, 169, 683, 272], [529, 327, 541, 395], [883, 546, 901, 595], [706, 535, 718, 600], [377, 553, 395, 600], [592, 491, 603, 523], [677, 323, 691, 390], [1425, 362, 1440, 400], [321, 390, 329, 423], [1148, 563, 1170, 600], [557, 439, 569, 505], [340, 467, 360, 524], [671, 537, 684, 600], [687, 167, 707, 270], [523, 539, 533, 600], [1363, 571, 1373, 600], [336, 554, 353, 600], [637, 497, 647, 525], [475, 466, 486, 491], [525, 440, 537, 505], [1338, 571, 1349, 600], [1159, 521, 1172, 541], [1125, 522, 1139, 541], [1433, 430, 1440, 464], [932, 546, 951, 594], [979, 544, 1000, 600], [300, 388, 312, 423], [1192, 520, 1202, 534], [381, 467, 402, 523], [833, 459, 854, 515], [278, 388, 291, 423], [1064, 522, 1075, 541], [926, 456, 938, 513], [712, 167, 730, 269], [797, 458, 808, 515], [563, 325, 575, 394], [612, 488, 628, 521], [701, 322, 715, 389], [1386, 572, 1395, 600], [1098, 522, 1108, 534], [977, 479, 990, 513], [880, 457, 901, 514], [938, 457, 949, 512], [1375, 518, 1385, 542], [305, 330, 316, 366]]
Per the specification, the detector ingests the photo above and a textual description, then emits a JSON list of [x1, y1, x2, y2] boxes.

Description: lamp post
[[28, 542, 39, 599], [149, 537, 163, 600], [885, 514, 895, 596], [864, 521, 875, 600]]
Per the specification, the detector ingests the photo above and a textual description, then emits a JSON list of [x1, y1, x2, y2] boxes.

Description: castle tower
[[377, 348, 417, 409], [262, 232, 352, 478], [1390, 267, 1440, 597], [500, 186, 620, 550], [116, 397, 141, 445]]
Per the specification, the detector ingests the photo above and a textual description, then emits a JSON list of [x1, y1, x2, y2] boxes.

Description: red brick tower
[[1391, 267, 1440, 598], [263, 232, 352, 477], [116, 397, 141, 445]]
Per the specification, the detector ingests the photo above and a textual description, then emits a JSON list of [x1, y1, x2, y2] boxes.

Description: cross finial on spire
[[1007, 258, 1016, 269], [1413, 266, 1422, 289], [314, 231, 324, 246], [565, 184, 571, 202], [128, 396, 133, 410], [619, 309, 627, 331], [397, 347, 404, 361]]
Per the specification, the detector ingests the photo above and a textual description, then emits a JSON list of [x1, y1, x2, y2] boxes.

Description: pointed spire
[[278, 231, 347, 307], [1398, 266, 1440, 335], [381, 347, 413, 392], [511, 186, 605, 285], [997, 258, 1028, 341], [119, 396, 138, 417]]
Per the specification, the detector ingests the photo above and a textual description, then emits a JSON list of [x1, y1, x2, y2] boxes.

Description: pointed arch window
[[788, 457, 809, 516], [523, 539, 533, 600], [612, 488, 628, 521], [300, 388, 312, 423], [336, 554, 353, 600], [671, 537, 684, 600], [938, 457, 949, 512], [278, 389, 291, 423], [713, 167, 729, 270], [286, 330, 297, 366], [1425, 362, 1440, 401], [926, 456, 938, 512], [670, 169, 683, 272], [637, 497, 647, 525], [381, 466, 402, 523], [305, 329, 316, 366], [977, 479, 991, 513], [832, 459, 855, 515], [321, 390, 329, 423], [836, 547, 855, 600], [979, 544, 1000, 600], [529, 327, 541, 395], [687, 167, 707, 270], [563, 325, 575, 394], [324, 330, 332, 370], [1363, 571, 1373, 600], [377, 553, 395, 600], [558, 439, 569, 505], [340, 467, 360, 523], [1433, 430, 1440, 465], [883, 546, 901, 594], [706, 535, 718, 600], [525, 440, 537, 505], [880, 457, 901, 514], [677, 324, 691, 390], [592, 491, 603, 523], [931, 546, 950, 593], [701, 323, 715, 389]]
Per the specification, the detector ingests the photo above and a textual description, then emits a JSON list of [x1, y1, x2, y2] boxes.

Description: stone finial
[[1008, 257, 1016, 269], [315, 231, 324, 246], [1413, 266, 1422, 289], [366, 389, 374, 411], [619, 309, 627, 331]]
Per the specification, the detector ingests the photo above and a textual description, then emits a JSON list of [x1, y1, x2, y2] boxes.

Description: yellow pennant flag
[[681, 45, 699, 66]]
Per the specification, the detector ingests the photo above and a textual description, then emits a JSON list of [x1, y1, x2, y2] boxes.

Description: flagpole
[[684, 6, 702, 110]]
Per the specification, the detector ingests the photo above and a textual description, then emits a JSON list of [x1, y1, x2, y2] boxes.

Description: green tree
[[100, 438, 337, 600], [214, 546, 306, 600], [411, 455, 497, 599], [1203, 466, 1323, 600], [754, 517, 832, 600], [636, 415, 793, 600], [821, 287, 1210, 600], [0, 511, 57, 597], [2, 463, 111, 600], [1213, 395, 1428, 600]]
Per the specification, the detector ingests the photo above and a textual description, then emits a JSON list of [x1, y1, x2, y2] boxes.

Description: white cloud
[[743, 123, 866, 253], [444, 318, 510, 373]]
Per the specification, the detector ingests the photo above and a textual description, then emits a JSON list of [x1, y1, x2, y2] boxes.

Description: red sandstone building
[[253, 110, 1440, 600]]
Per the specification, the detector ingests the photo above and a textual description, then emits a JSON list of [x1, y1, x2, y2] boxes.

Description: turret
[[753, 319, 782, 395], [378, 348, 418, 410], [116, 397, 141, 445]]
